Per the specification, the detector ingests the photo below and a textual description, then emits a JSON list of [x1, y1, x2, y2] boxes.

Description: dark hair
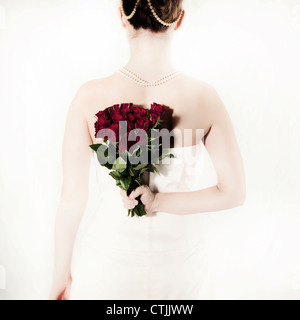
[[122, 0, 183, 33]]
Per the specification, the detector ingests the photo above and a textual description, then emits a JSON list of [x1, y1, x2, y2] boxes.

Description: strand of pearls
[[147, 0, 184, 27], [117, 67, 181, 87], [120, 0, 183, 27], [120, 0, 140, 20]]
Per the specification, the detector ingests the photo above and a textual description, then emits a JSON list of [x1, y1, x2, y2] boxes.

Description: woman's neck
[[124, 31, 176, 81]]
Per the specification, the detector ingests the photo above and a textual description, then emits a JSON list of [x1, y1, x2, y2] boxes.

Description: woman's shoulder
[[175, 72, 222, 111], [177, 73, 228, 121], [179, 72, 216, 94], [76, 77, 109, 95], [78, 72, 216, 94], [73, 76, 114, 112], [75, 73, 220, 115]]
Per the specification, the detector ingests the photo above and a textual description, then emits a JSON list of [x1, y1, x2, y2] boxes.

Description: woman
[[50, 0, 246, 300]]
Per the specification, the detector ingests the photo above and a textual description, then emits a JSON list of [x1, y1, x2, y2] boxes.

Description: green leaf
[[112, 157, 127, 172], [134, 179, 142, 186], [96, 145, 114, 170], [165, 153, 175, 158], [128, 144, 140, 156], [161, 153, 176, 160], [134, 163, 148, 171], [153, 117, 161, 129], [148, 136, 159, 142], [128, 166, 136, 177], [97, 145, 108, 163], [105, 145, 117, 164], [152, 165, 160, 175], [134, 203, 148, 217], [103, 163, 113, 170], [89, 144, 103, 152], [109, 171, 121, 180], [139, 167, 149, 175], [138, 168, 149, 181], [148, 143, 162, 148], [120, 176, 132, 190], [147, 164, 160, 175], [147, 164, 157, 173], [116, 181, 122, 187]]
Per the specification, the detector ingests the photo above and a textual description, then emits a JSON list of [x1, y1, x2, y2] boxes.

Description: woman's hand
[[120, 185, 157, 214], [49, 275, 72, 300]]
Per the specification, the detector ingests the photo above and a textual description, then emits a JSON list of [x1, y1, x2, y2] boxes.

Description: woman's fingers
[[129, 185, 147, 199], [119, 185, 156, 214], [120, 189, 137, 209], [120, 186, 151, 210], [120, 189, 132, 201], [120, 189, 126, 197], [122, 197, 138, 209]]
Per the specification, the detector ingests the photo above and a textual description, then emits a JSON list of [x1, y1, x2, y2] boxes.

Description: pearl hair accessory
[[121, 0, 141, 20], [121, 0, 183, 27], [146, 0, 183, 27]]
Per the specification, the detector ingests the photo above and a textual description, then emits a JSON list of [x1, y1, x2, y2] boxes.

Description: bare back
[[83, 72, 214, 148]]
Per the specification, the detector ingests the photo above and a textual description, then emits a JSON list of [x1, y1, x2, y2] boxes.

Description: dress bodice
[[148, 140, 217, 193], [87, 140, 217, 252], [92, 140, 216, 193]]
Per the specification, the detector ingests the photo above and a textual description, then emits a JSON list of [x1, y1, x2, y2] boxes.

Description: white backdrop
[[0, 0, 300, 300]]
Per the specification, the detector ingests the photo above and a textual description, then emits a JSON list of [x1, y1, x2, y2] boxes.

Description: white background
[[0, 0, 300, 299]]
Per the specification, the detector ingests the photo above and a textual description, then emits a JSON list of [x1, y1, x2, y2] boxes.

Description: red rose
[[110, 110, 124, 123], [149, 103, 167, 127], [107, 123, 120, 142], [134, 107, 147, 119], [94, 102, 165, 144], [142, 116, 150, 131], [96, 109, 109, 123], [120, 103, 133, 116], [150, 113, 159, 126], [127, 113, 135, 123], [121, 103, 131, 108], [151, 103, 166, 116], [94, 122, 100, 137], [127, 119, 135, 130], [136, 117, 150, 131], [94, 109, 110, 137], [119, 131, 131, 152], [107, 104, 119, 115], [135, 119, 143, 129], [95, 110, 106, 118]]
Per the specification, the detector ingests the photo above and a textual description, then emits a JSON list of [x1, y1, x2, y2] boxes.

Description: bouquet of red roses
[[90, 102, 174, 217]]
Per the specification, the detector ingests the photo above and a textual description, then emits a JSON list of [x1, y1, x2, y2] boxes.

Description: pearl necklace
[[117, 66, 181, 87]]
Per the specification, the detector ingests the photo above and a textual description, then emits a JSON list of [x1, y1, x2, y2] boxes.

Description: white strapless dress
[[69, 140, 218, 300]]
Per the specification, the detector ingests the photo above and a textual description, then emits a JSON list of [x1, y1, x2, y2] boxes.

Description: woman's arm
[[122, 84, 246, 215], [49, 83, 93, 299]]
